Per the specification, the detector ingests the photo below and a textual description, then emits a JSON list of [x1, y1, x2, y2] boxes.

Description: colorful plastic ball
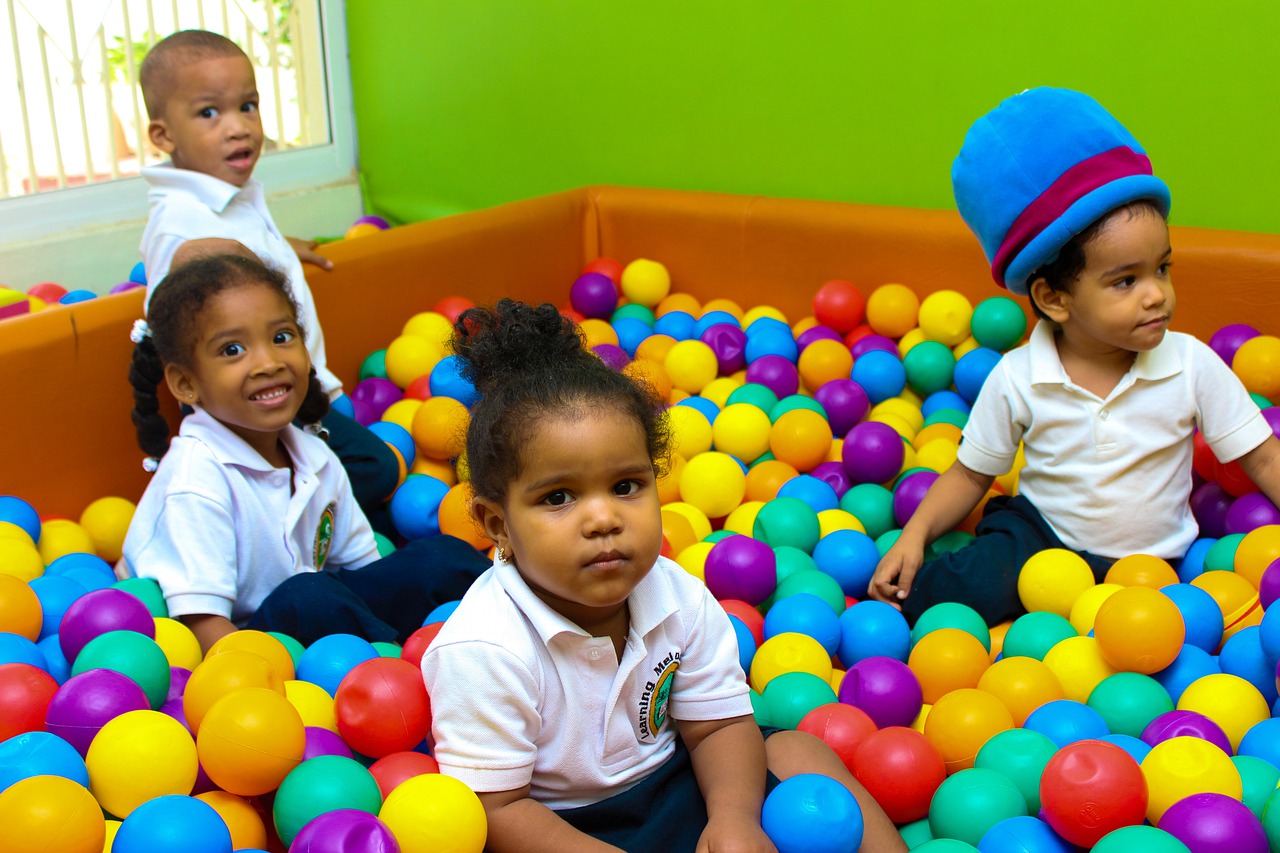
[[753, 497, 821, 553], [915, 290, 973, 347], [620, 258, 671, 307], [702, 322, 749, 375], [842, 421, 905, 485], [813, 280, 866, 333], [761, 671, 838, 729], [0, 773, 105, 853], [58, 587, 156, 663], [272, 755, 383, 846], [703, 535, 776, 605], [778, 473, 840, 513], [711, 402, 773, 464], [1151, 644, 1219, 705], [1141, 735, 1243, 824], [1240, 719, 1280, 772], [368, 750, 440, 799], [762, 772, 863, 853], [46, 553, 115, 592], [908, 628, 990, 704], [1233, 335, 1280, 401], [85, 709, 197, 817], [303, 725, 354, 760], [838, 655, 923, 729], [835, 600, 910, 668], [569, 271, 619, 319], [43, 668, 150, 756], [744, 324, 799, 365], [839, 483, 896, 540], [285, 679, 339, 732], [746, 354, 800, 398], [1178, 672, 1269, 752], [977, 816, 1074, 853], [1159, 583, 1224, 653], [763, 593, 841, 656], [69, 630, 169, 710], [1191, 485, 1235, 540], [1017, 549, 1096, 619], [864, 283, 920, 339], [0, 574, 41, 642], [184, 648, 286, 734], [289, 808, 399, 853], [811, 529, 880, 599], [1038, 738, 1148, 847], [850, 350, 907, 404], [33, 636, 67, 684], [1233, 754, 1280, 818], [915, 841, 980, 852], [334, 657, 430, 758], [970, 297, 1028, 353], [679, 451, 747, 519], [378, 771, 486, 853], [112, 794, 232, 853], [192, 791, 267, 851], [1020, 698, 1108, 749], [1142, 708, 1233, 755], [1158, 792, 1267, 853], [389, 475, 451, 539], [974, 727, 1058, 814], [0, 632, 47, 672], [952, 346, 1003, 405], [770, 408, 834, 472], [197, 687, 305, 796], [0, 496, 40, 543], [1086, 671, 1174, 739], [1209, 323, 1261, 365], [1226, 494, 1280, 536], [1219, 626, 1277, 704], [977, 656, 1065, 726], [0, 729, 89, 793], [928, 767, 1029, 847], [923, 687, 1013, 774], [797, 702, 877, 775], [77, 496, 135, 563], [750, 632, 832, 692], [774, 567, 846, 613], [889, 469, 935, 528], [1093, 824, 1192, 852], [1092, 585, 1185, 674], [902, 340, 956, 396]]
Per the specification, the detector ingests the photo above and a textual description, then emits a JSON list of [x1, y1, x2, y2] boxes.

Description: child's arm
[[679, 715, 777, 852], [1237, 435, 1280, 509], [287, 236, 334, 270], [869, 460, 994, 608], [181, 613, 238, 655], [476, 787, 624, 853]]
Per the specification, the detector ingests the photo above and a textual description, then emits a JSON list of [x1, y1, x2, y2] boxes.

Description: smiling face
[[472, 406, 664, 634], [148, 54, 263, 185], [165, 280, 309, 466]]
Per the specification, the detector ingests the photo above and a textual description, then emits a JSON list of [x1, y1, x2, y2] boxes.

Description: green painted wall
[[347, 1, 1280, 234]]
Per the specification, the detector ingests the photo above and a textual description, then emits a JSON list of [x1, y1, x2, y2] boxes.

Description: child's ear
[[148, 118, 176, 155], [164, 363, 198, 406], [1029, 277, 1071, 324], [471, 495, 509, 551]]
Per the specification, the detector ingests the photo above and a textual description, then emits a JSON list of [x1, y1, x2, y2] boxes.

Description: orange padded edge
[[3, 185, 1277, 520]]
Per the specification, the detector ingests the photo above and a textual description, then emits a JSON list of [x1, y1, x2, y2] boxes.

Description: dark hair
[[454, 299, 671, 505], [128, 254, 328, 460], [1026, 200, 1166, 321], [139, 30, 248, 118]]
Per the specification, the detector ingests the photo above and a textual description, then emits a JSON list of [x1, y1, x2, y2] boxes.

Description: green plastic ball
[[1091, 825, 1191, 852], [373, 532, 396, 558], [773, 569, 845, 614], [760, 671, 838, 729], [927, 767, 1028, 847], [268, 632, 306, 670], [1234, 754, 1280, 817], [112, 577, 168, 618], [971, 297, 1028, 352], [1204, 533, 1247, 573], [913, 841, 979, 853], [71, 629, 171, 709], [903, 340, 956, 396], [753, 497, 821, 553], [769, 394, 827, 422], [898, 818, 933, 848], [932, 530, 974, 555], [272, 755, 383, 846], [371, 641, 401, 658], [1250, 392, 1271, 410], [704, 530, 737, 544], [1001, 611, 1077, 661], [1086, 672, 1173, 738], [973, 727, 1057, 814], [910, 602, 990, 652], [840, 484, 897, 540], [358, 349, 388, 381], [750, 688, 773, 727], [611, 303, 655, 326], [727, 383, 780, 413], [922, 408, 969, 430]]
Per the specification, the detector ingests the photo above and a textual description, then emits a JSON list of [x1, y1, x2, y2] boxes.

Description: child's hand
[[697, 812, 778, 853], [287, 236, 334, 270], [869, 537, 924, 609]]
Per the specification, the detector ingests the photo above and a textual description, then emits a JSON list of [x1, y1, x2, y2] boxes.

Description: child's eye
[[199, 106, 218, 119], [1158, 262, 1172, 276], [1112, 276, 1136, 289], [241, 101, 258, 114], [220, 342, 244, 357], [274, 329, 296, 345], [543, 490, 572, 507], [614, 480, 642, 497]]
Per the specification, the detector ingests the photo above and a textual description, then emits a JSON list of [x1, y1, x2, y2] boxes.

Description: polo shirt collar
[[141, 162, 263, 215], [1027, 320, 1183, 386], [179, 406, 329, 475]]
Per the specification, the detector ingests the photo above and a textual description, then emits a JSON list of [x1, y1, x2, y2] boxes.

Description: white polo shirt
[[122, 407, 379, 625], [958, 322, 1272, 558], [421, 555, 751, 808], [139, 163, 342, 398]]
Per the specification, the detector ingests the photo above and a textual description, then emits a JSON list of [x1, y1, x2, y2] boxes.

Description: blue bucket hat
[[951, 87, 1171, 295]]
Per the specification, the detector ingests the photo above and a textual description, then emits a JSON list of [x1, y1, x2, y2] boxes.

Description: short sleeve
[[667, 585, 752, 722], [956, 359, 1024, 477], [1192, 341, 1273, 463], [131, 491, 239, 619], [421, 640, 543, 793]]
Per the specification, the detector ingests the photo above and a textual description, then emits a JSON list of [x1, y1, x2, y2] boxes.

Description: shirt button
[[1100, 409, 1111, 420], [588, 647, 601, 660]]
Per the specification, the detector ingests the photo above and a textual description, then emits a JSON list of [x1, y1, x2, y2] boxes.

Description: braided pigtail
[[128, 331, 171, 465]]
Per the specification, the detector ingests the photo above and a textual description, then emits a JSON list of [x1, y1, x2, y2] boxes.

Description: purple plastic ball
[[1263, 407, 1280, 437], [848, 334, 898, 359], [304, 725, 355, 760], [796, 325, 843, 350], [166, 666, 191, 704], [813, 379, 871, 437], [592, 343, 631, 372], [109, 280, 144, 294], [350, 397, 376, 427], [745, 355, 800, 399], [1259, 559, 1280, 610], [1208, 324, 1261, 367], [58, 588, 156, 663], [701, 323, 748, 375], [1224, 492, 1280, 535], [350, 377, 403, 421], [44, 669, 150, 756], [1141, 709, 1233, 755], [1190, 482, 1235, 540], [842, 421, 905, 485], [289, 808, 400, 853], [893, 470, 938, 527], [810, 461, 852, 499], [703, 535, 778, 605], [569, 272, 618, 319], [353, 215, 391, 230], [1157, 792, 1267, 853], [838, 655, 922, 729]]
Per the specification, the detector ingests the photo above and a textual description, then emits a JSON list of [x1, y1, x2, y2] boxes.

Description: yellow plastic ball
[[915, 437, 959, 474], [152, 617, 204, 671], [656, 453, 686, 505], [663, 501, 713, 541], [0, 774, 104, 853], [411, 396, 470, 461], [0, 538, 43, 582], [817, 509, 865, 538], [184, 648, 286, 734], [679, 452, 747, 520], [922, 687, 1013, 774], [953, 336, 981, 360], [666, 405, 714, 460], [744, 305, 789, 328], [78, 496, 135, 563], [384, 334, 446, 389], [196, 687, 305, 796], [208, 630, 297, 682], [702, 297, 744, 320], [1234, 524, 1280, 588], [1232, 334, 1280, 401], [1141, 735, 1242, 824], [86, 709, 198, 818], [1040, 635, 1117, 704], [344, 222, 383, 240], [674, 540, 714, 582], [195, 790, 268, 851], [1068, 582, 1123, 636], [379, 772, 488, 853], [1104, 553, 1180, 589], [724, 501, 765, 537], [664, 339, 720, 395], [897, 327, 927, 357], [871, 411, 917, 442], [913, 422, 963, 451], [798, 339, 854, 391], [1177, 673, 1269, 751], [865, 283, 921, 339], [976, 655, 1064, 726], [579, 317, 619, 348], [872, 397, 925, 433], [0, 520, 34, 548], [769, 408, 834, 473], [660, 508, 700, 556], [750, 632, 833, 692], [918, 290, 974, 347], [401, 311, 454, 346], [1017, 548, 1096, 618], [908, 627, 991, 704], [1092, 585, 1185, 674], [35, 518, 95, 564], [284, 678, 338, 730], [379, 398, 423, 432], [1191, 569, 1262, 643], [620, 259, 672, 308], [700, 376, 742, 408], [712, 403, 774, 464]]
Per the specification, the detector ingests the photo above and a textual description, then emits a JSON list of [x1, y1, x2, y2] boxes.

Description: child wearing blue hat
[[869, 87, 1280, 626]]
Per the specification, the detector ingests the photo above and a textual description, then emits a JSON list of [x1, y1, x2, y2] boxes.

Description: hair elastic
[[130, 319, 151, 344]]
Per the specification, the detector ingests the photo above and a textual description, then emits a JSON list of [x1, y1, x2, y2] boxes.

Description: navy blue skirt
[[554, 729, 783, 853]]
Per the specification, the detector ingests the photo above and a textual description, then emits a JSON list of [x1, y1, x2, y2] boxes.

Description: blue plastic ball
[[27, 575, 88, 641], [977, 815, 1074, 853], [0, 730, 90, 792], [763, 593, 841, 656], [777, 475, 840, 513], [1151, 644, 1220, 703], [1100, 733, 1152, 764], [612, 317, 654, 356], [653, 309, 697, 340], [1219, 626, 1279, 704], [389, 475, 451, 540], [295, 633, 379, 697], [423, 600, 460, 625], [58, 289, 97, 304], [112, 794, 233, 853], [1022, 699, 1109, 748], [35, 635, 70, 683], [953, 347, 1003, 404], [762, 773, 864, 853], [838, 600, 911, 665], [728, 614, 757, 675], [1238, 717, 1280, 769], [922, 389, 972, 418], [0, 495, 40, 542], [745, 325, 799, 364], [428, 354, 479, 407], [811, 529, 881, 598], [129, 261, 148, 284], [850, 350, 907, 404], [694, 310, 742, 338], [366, 420, 416, 468], [677, 395, 721, 424], [1178, 538, 1216, 583], [1258, 601, 1280, 670], [0, 632, 48, 671], [1159, 583, 1223, 653], [330, 392, 356, 418]]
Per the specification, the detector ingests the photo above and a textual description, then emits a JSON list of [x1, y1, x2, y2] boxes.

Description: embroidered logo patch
[[638, 651, 680, 742], [314, 503, 335, 569]]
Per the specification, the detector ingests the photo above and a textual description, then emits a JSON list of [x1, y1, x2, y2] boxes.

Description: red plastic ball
[[813, 280, 867, 334], [334, 657, 431, 758], [583, 257, 624, 284], [400, 622, 445, 669], [850, 725, 946, 824], [1215, 456, 1261, 497], [403, 374, 434, 401], [432, 295, 474, 323], [719, 599, 765, 646], [368, 750, 441, 799], [797, 702, 877, 774], [0, 662, 60, 741], [1192, 432, 1217, 482], [1039, 739, 1148, 848]]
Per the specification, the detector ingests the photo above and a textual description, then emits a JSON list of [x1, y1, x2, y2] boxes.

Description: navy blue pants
[[247, 534, 490, 646], [900, 495, 1113, 627], [320, 409, 400, 534]]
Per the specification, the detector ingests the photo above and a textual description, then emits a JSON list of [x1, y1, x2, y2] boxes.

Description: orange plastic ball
[[1234, 524, 1280, 588], [865, 283, 921, 339], [184, 648, 287, 734], [1092, 586, 1185, 674], [1103, 553, 1180, 589], [411, 396, 470, 461], [439, 484, 489, 550], [769, 408, 834, 472], [196, 687, 305, 796], [923, 687, 1014, 774], [907, 628, 991, 705], [195, 791, 268, 851], [0, 573, 42, 641], [798, 339, 855, 391], [976, 655, 1064, 726], [207, 630, 296, 682]]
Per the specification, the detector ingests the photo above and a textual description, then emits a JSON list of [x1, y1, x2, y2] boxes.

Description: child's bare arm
[[1237, 435, 1280, 509], [476, 786, 624, 853], [869, 460, 994, 607], [679, 715, 777, 853], [287, 236, 334, 270], [180, 613, 237, 655]]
